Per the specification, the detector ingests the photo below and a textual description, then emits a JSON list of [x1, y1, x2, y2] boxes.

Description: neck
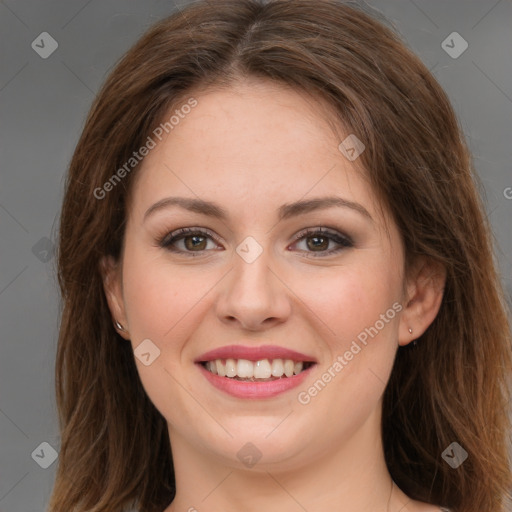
[[163, 411, 406, 512]]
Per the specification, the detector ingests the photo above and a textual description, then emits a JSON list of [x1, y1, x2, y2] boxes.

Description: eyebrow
[[143, 195, 373, 223]]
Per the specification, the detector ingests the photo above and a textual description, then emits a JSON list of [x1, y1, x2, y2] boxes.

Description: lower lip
[[197, 363, 315, 399]]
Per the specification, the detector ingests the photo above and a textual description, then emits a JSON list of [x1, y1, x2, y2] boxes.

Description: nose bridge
[[231, 236, 277, 300], [215, 234, 291, 329]]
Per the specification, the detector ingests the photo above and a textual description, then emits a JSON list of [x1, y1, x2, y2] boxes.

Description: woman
[[49, 1, 512, 511]]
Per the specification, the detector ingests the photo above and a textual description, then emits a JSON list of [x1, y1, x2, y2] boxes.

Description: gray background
[[0, 0, 511, 511]]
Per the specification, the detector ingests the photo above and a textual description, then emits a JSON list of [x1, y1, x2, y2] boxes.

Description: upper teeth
[[205, 358, 305, 379]]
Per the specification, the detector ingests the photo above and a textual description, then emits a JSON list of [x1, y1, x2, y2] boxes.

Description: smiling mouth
[[200, 358, 315, 382]]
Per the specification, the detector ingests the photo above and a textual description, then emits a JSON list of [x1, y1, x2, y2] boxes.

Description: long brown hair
[[50, 1, 512, 511]]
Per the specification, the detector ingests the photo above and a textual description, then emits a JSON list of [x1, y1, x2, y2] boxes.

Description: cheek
[[120, 249, 211, 416], [298, 269, 400, 435], [303, 261, 401, 352], [121, 247, 208, 344]]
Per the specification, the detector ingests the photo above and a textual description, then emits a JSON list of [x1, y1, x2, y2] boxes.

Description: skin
[[101, 77, 445, 512]]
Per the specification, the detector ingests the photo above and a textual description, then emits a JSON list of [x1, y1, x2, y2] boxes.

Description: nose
[[215, 244, 292, 332]]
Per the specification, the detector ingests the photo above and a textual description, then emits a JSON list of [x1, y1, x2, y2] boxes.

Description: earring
[[115, 320, 125, 331], [408, 327, 418, 346]]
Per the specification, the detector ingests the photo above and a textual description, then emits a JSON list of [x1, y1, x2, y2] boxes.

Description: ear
[[398, 256, 446, 346], [99, 255, 130, 339]]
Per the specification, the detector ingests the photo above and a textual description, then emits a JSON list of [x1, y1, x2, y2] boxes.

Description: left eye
[[289, 227, 353, 257], [158, 227, 353, 257]]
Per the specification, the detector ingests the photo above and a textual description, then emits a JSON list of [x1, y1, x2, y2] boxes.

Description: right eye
[[158, 227, 223, 257]]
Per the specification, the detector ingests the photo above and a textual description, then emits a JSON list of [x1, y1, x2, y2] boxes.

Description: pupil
[[185, 235, 206, 250], [308, 236, 327, 251]]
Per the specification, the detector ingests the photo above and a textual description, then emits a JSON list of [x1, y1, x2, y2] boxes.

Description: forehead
[[127, 79, 380, 225]]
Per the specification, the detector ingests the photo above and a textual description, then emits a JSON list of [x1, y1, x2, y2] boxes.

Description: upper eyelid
[[160, 226, 352, 250], [159, 227, 220, 246], [291, 226, 352, 241]]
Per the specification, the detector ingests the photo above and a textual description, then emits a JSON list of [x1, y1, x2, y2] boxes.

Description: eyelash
[[157, 226, 354, 258]]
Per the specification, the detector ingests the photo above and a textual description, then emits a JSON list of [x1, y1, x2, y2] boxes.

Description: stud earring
[[408, 327, 418, 347], [115, 320, 125, 331]]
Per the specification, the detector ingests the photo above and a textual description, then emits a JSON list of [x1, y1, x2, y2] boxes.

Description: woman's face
[[102, 78, 423, 471]]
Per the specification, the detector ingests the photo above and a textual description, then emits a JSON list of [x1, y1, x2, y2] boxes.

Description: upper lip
[[195, 345, 317, 363]]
